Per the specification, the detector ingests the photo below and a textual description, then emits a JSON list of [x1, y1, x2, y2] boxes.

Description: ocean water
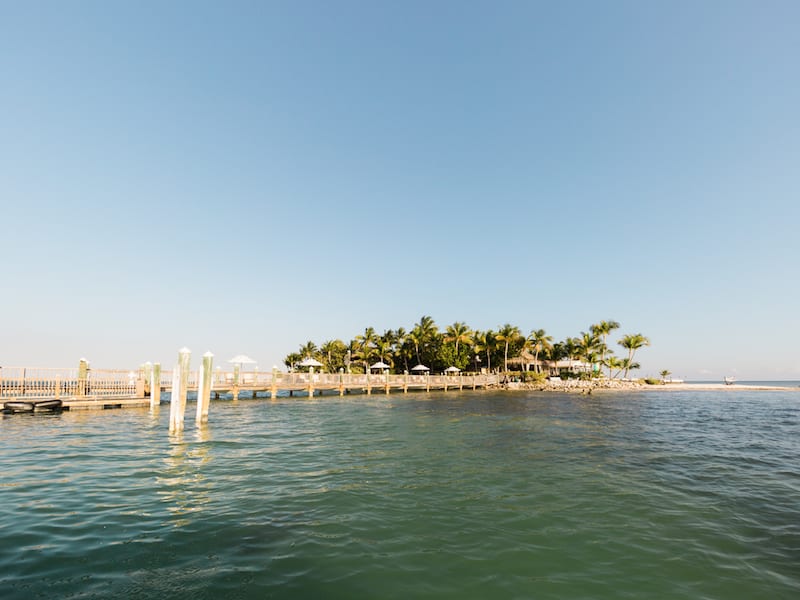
[[1, 389, 798, 599]]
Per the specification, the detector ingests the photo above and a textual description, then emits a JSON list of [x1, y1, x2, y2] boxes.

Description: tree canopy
[[282, 317, 650, 379]]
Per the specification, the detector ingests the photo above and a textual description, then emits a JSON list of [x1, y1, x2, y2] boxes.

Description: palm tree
[[473, 330, 496, 373], [618, 333, 650, 378], [283, 351, 302, 371], [577, 331, 601, 376], [412, 315, 438, 365], [320, 339, 346, 372], [496, 324, 522, 373], [299, 340, 318, 360], [354, 327, 378, 373], [546, 342, 567, 376], [527, 329, 553, 373], [393, 327, 409, 371], [375, 337, 394, 368], [407, 330, 422, 365], [591, 320, 620, 377], [660, 369, 672, 383], [444, 321, 472, 355], [605, 356, 625, 379]]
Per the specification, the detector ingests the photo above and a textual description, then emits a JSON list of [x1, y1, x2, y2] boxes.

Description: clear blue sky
[[2, 1, 798, 380]]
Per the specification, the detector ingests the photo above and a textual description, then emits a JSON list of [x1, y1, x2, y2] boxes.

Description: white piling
[[196, 352, 214, 424], [169, 365, 181, 431], [169, 347, 191, 432], [150, 363, 161, 409]]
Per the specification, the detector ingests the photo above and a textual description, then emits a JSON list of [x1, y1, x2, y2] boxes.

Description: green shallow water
[[1, 390, 799, 599]]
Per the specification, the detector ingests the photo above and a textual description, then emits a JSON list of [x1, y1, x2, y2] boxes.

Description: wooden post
[[151, 363, 161, 409], [366, 372, 372, 395], [339, 368, 344, 396], [426, 371, 430, 392], [444, 375, 448, 392], [232, 364, 240, 401], [55, 376, 61, 400], [169, 347, 191, 433], [196, 351, 214, 424], [308, 366, 314, 397], [78, 358, 89, 397], [143, 362, 152, 396], [385, 370, 390, 395], [403, 371, 408, 393], [459, 372, 463, 391], [169, 366, 180, 431], [271, 366, 278, 399]]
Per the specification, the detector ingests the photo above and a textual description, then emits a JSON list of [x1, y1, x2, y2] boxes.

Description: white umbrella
[[228, 354, 257, 365], [370, 361, 391, 370], [411, 364, 430, 372], [445, 366, 461, 373], [298, 357, 323, 368]]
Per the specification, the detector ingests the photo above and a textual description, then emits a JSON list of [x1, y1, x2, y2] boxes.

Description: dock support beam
[[271, 366, 278, 399]]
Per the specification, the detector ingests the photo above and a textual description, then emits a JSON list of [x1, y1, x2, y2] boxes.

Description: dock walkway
[[0, 366, 500, 410]]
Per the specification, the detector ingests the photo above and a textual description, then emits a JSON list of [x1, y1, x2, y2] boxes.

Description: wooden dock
[[0, 365, 501, 410]]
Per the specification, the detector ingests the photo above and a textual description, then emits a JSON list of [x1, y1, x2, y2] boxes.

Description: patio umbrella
[[228, 355, 257, 366], [411, 364, 430, 372], [298, 357, 323, 368], [370, 361, 391, 372], [445, 366, 461, 373]]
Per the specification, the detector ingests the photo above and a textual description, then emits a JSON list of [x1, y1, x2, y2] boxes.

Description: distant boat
[[724, 376, 737, 385]]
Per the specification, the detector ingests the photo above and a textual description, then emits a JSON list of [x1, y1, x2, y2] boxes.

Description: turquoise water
[[1, 390, 799, 599]]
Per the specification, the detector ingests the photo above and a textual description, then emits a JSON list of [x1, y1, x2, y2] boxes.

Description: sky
[[2, 1, 799, 380]]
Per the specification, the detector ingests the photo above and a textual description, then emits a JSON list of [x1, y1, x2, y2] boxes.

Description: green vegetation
[[283, 316, 650, 378]]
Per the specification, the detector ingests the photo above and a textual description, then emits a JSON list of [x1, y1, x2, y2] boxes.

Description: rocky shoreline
[[503, 380, 799, 393]]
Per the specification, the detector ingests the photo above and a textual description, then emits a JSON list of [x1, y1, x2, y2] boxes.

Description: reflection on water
[[157, 428, 214, 527], [0, 391, 798, 599]]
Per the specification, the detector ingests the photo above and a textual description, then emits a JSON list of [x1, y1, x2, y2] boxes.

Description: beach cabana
[[411, 364, 430, 373], [444, 366, 461, 374], [370, 361, 391, 373]]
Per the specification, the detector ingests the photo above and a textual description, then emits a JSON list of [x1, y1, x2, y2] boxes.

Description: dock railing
[[0, 367, 140, 399], [1, 365, 501, 402]]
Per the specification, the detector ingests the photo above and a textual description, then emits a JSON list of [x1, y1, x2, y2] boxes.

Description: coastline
[[506, 381, 800, 393]]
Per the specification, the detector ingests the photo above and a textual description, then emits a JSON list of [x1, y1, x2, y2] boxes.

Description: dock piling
[[169, 347, 191, 432], [151, 363, 161, 409], [78, 358, 89, 397], [196, 351, 213, 424]]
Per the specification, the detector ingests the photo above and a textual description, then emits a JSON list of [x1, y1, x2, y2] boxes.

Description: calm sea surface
[[2, 389, 799, 599]]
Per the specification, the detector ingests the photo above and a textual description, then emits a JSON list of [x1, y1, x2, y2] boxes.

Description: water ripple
[[1, 392, 799, 598]]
